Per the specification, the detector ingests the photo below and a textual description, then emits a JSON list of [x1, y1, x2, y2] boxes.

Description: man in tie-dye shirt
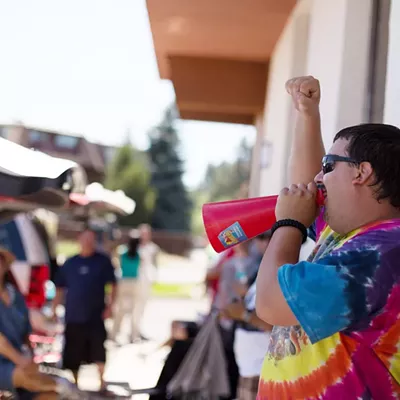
[[256, 76, 400, 399]]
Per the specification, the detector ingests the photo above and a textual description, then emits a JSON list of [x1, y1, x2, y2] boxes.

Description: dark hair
[[127, 237, 140, 258], [334, 123, 400, 207], [256, 230, 272, 241]]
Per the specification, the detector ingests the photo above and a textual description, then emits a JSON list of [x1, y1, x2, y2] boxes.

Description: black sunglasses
[[322, 154, 358, 174]]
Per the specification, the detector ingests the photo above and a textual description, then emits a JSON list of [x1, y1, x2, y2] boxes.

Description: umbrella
[[167, 313, 230, 400]]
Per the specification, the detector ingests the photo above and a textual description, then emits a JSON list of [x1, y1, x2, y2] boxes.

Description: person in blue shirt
[[111, 237, 141, 343], [0, 247, 66, 399], [52, 228, 116, 391]]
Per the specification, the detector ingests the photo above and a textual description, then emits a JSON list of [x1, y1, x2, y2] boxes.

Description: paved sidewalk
[[77, 296, 210, 398], [155, 249, 210, 285], [70, 249, 211, 397]]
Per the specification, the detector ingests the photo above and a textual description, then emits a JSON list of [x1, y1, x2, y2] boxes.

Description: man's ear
[[352, 161, 374, 186]]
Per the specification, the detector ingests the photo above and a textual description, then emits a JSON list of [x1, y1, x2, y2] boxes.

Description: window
[[54, 135, 79, 149], [29, 130, 48, 144]]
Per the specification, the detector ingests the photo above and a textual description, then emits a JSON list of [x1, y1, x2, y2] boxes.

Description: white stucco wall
[[384, 0, 400, 126], [248, 114, 264, 198], [257, 0, 373, 196], [258, 0, 311, 196], [307, 0, 373, 148]]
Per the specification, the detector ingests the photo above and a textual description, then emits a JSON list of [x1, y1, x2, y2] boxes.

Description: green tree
[[105, 142, 155, 227], [147, 105, 192, 231], [203, 138, 252, 202], [190, 189, 209, 236], [191, 138, 252, 235]]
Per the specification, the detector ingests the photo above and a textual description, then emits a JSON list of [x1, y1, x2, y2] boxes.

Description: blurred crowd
[[3, 75, 400, 400]]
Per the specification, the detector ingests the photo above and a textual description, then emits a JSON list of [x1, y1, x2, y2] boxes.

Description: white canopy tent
[[0, 137, 80, 179], [0, 137, 87, 214], [70, 182, 136, 216]]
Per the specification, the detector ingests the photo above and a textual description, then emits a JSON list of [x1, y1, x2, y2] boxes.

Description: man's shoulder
[[93, 252, 114, 269], [342, 220, 400, 250], [315, 220, 400, 266], [63, 255, 81, 266], [93, 251, 112, 260], [143, 242, 159, 252], [63, 252, 111, 266], [153, 242, 160, 251]]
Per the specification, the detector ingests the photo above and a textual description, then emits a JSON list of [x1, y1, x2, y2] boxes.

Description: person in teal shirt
[[120, 238, 140, 279], [111, 237, 141, 343]]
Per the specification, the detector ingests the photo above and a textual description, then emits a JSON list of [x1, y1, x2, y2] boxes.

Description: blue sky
[[0, 0, 255, 188]]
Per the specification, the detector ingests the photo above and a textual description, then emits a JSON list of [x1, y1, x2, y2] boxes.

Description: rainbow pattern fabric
[[257, 216, 400, 399]]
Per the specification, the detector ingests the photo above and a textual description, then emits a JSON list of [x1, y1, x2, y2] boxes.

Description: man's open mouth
[[316, 184, 327, 207]]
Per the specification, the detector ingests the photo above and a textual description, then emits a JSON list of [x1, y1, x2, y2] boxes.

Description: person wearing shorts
[[52, 228, 116, 390]]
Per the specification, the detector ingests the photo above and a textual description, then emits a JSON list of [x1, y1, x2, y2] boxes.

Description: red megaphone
[[202, 191, 325, 253]]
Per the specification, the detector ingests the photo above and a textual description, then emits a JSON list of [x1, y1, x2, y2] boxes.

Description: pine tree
[[147, 105, 192, 231], [203, 138, 252, 202]]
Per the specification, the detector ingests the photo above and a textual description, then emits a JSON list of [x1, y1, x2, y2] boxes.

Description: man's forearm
[[51, 288, 64, 315], [288, 112, 325, 185], [108, 283, 117, 307], [256, 228, 302, 326]]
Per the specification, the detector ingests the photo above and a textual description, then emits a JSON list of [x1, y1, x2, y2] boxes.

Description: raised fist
[[285, 76, 320, 115]]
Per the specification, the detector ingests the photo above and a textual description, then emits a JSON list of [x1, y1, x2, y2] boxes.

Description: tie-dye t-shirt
[[257, 216, 400, 399]]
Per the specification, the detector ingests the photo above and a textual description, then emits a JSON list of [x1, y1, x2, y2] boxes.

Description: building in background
[[0, 123, 118, 183], [147, 0, 397, 197]]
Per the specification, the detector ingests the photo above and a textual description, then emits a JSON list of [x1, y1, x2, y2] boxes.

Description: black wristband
[[271, 219, 308, 244]]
